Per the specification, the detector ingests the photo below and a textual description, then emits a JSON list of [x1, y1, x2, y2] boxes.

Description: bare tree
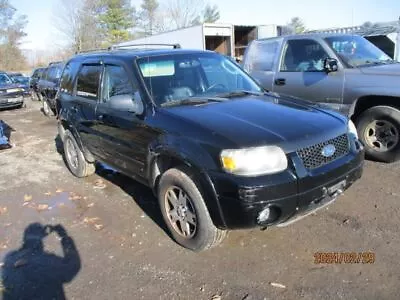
[[287, 17, 306, 34], [53, 0, 104, 53], [137, 0, 159, 36], [0, 0, 28, 70], [167, 0, 205, 29], [202, 4, 219, 23]]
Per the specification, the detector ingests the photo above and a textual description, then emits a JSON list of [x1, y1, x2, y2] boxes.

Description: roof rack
[[108, 43, 181, 50], [75, 48, 109, 55]]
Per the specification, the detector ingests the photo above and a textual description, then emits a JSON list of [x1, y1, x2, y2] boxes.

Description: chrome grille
[[297, 134, 350, 169]]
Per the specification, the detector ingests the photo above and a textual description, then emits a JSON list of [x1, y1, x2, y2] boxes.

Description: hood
[[359, 63, 400, 76], [165, 95, 347, 152]]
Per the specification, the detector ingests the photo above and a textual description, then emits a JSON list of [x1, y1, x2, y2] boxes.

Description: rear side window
[[102, 65, 136, 103], [76, 65, 102, 100], [60, 61, 80, 94], [244, 39, 282, 72]]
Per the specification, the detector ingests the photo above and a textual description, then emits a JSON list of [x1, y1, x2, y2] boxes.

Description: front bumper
[[0, 96, 24, 109], [209, 139, 364, 229]]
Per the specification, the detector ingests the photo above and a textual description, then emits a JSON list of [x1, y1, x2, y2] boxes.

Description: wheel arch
[[350, 95, 400, 121], [149, 147, 227, 229]]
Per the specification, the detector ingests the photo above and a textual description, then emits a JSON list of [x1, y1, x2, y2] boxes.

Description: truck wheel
[[356, 105, 400, 162], [63, 130, 95, 177], [158, 166, 227, 251]]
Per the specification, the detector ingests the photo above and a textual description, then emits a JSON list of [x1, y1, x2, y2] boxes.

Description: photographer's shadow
[[1, 223, 81, 300]]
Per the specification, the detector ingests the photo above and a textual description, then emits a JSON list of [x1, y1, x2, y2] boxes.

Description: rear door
[[71, 62, 103, 157], [272, 38, 345, 111], [94, 61, 149, 181]]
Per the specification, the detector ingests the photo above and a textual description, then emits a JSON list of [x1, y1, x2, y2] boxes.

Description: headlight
[[6, 88, 23, 93], [220, 146, 288, 176], [348, 120, 358, 139]]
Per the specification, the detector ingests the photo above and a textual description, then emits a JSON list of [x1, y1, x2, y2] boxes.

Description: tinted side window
[[102, 65, 135, 102], [76, 65, 102, 100], [60, 61, 80, 94], [244, 39, 281, 72], [281, 39, 329, 72]]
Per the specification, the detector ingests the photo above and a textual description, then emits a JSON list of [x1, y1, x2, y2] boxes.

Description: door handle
[[274, 78, 286, 86], [98, 114, 104, 121]]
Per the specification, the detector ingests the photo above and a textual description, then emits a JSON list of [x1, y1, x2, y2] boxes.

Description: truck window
[[244, 39, 281, 72], [101, 65, 137, 103], [76, 65, 102, 100], [281, 39, 329, 72]]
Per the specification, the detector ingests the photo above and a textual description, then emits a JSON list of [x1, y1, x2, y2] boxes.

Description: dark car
[[30, 67, 46, 101], [38, 62, 64, 116], [8, 73, 31, 97], [57, 46, 364, 251], [243, 34, 400, 163], [0, 72, 25, 109]]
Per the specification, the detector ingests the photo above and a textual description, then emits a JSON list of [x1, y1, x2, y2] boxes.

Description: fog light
[[257, 207, 271, 223]]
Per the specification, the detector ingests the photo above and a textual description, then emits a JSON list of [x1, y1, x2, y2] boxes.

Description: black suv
[[30, 67, 46, 101], [57, 45, 364, 251], [38, 62, 64, 116]]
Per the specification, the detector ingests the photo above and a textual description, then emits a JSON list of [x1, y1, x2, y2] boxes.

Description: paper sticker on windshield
[[139, 61, 175, 77]]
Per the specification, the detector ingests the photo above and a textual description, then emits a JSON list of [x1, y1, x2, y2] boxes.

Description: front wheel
[[158, 166, 227, 251], [356, 105, 400, 162]]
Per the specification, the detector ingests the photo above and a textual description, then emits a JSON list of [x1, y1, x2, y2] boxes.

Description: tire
[[356, 105, 400, 162], [42, 99, 54, 117], [158, 166, 227, 251], [63, 130, 95, 178]]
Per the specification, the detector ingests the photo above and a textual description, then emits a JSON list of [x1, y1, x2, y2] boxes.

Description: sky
[[10, 0, 400, 51]]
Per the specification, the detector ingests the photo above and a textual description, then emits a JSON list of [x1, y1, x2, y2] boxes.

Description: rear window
[[244, 38, 282, 72]]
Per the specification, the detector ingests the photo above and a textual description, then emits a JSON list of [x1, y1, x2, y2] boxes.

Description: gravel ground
[[1, 100, 400, 300]]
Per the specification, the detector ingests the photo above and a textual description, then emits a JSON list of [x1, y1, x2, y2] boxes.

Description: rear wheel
[[158, 166, 227, 251], [63, 130, 95, 177], [356, 105, 400, 162]]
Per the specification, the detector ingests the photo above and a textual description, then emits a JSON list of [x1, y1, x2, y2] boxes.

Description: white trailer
[[117, 23, 235, 56]]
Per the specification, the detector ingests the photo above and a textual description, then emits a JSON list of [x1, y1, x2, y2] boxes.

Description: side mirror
[[324, 58, 339, 73], [109, 92, 144, 115]]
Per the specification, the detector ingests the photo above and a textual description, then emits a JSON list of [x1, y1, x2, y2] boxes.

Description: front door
[[273, 38, 345, 112], [94, 62, 150, 181]]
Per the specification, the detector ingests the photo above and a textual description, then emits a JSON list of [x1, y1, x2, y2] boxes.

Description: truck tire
[[356, 105, 400, 162], [158, 166, 227, 251], [63, 130, 96, 177]]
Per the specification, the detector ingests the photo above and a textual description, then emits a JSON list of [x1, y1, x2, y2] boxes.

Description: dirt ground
[[1, 99, 400, 300]]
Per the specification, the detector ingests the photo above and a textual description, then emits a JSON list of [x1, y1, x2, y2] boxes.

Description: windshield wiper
[[216, 90, 264, 98], [161, 97, 226, 107]]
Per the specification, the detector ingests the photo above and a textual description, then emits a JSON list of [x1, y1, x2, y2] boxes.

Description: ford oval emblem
[[321, 144, 336, 158]]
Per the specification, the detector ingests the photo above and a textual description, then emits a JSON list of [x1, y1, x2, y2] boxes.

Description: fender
[[58, 114, 95, 163], [348, 87, 400, 117], [147, 135, 227, 228]]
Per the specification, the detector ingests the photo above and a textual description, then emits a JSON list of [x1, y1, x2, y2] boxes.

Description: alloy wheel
[[65, 138, 79, 170], [164, 186, 197, 238]]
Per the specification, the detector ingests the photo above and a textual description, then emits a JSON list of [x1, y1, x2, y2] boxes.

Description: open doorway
[[205, 36, 232, 56]]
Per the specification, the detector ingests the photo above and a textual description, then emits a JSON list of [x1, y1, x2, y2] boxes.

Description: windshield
[[0, 73, 13, 86], [325, 35, 393, 67], [12, 76, 29, 84], [137, 53, 263, 106]]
